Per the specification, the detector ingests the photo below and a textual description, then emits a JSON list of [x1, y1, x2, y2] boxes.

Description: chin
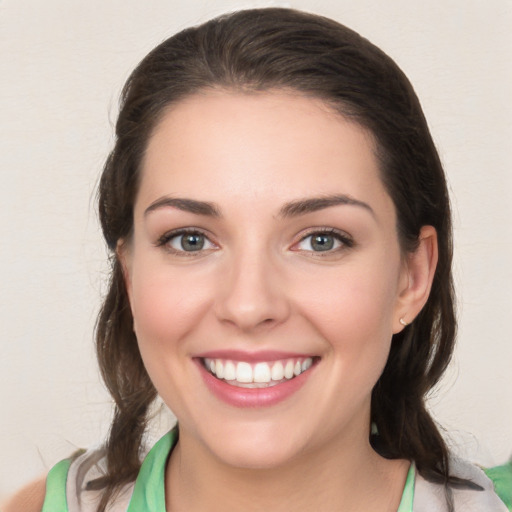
[[197, 418, 312, 470], [214, 441, 302, 471]]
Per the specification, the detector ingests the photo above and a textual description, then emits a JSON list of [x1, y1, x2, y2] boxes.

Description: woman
[[5, 7, 508, 512]]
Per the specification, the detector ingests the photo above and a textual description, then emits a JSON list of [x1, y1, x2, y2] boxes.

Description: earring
[[399, 317, 409, 326]]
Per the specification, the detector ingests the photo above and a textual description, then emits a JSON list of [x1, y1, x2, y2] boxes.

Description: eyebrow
[[144, 194, 374, 219], [144, 197, 221, 217], [278, 194, 375, 218]]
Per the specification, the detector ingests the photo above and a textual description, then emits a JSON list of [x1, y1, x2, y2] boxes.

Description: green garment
[[486, 461, 512, 511], [41, 428, 415, 511]]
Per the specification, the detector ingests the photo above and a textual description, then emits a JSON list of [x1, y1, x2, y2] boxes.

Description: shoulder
[[1, 475, 47, 512], [413, 458, 509, 512], [0, 449, 133, 512]]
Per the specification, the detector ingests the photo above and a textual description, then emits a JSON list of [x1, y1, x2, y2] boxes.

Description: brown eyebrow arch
[[144, 194, 373, 219], [144, 197, 221, 217], [279, 194, 375, 218]]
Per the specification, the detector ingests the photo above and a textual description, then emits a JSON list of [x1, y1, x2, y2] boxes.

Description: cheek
[[298, 263, 399, 334], [128, 266, 215, 409], [129, 263, 213, 354], [302, 273, 399, 415], [293, 261, 400, 378]]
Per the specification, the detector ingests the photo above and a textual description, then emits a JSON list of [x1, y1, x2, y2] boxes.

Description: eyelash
[[155, 227, 354, 256], [156, 228, 216, 256], [292, 228, 354, 255]]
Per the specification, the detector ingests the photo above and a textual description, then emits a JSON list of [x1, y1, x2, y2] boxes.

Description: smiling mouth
[[202, 357, 317, 388]]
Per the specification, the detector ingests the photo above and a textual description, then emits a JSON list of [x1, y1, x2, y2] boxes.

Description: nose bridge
[[215, 238, 289, 331]]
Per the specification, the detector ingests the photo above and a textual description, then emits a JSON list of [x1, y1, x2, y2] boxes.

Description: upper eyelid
[[156, 227, 216, 246], [291, 228, 354, 251], [154, 226, 353, 249], [295, 227, 353, 241]]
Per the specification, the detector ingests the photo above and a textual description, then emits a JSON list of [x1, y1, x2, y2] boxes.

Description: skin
[[120, 90, 438, 511], [5, 90, 437, 510], [1, 475, 46, 512]]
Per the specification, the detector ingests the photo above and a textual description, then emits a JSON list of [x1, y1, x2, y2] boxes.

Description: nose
[[214, 249, 290, 332]]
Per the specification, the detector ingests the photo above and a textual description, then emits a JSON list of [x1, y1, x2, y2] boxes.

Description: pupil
[[181, 234, 204, 251], [312, 234, 334, 251]]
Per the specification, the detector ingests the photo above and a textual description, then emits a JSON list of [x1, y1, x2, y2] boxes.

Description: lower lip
[[196, 360, 316, 408]]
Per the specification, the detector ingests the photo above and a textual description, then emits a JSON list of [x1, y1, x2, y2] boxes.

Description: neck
[[165, 426, 409, 512]]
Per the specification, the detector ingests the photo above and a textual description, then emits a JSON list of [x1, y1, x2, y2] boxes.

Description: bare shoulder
[[1, 475, 46, 512]]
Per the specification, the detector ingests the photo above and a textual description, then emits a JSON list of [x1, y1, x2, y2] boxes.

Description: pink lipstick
[[194, 352, 318, 408]]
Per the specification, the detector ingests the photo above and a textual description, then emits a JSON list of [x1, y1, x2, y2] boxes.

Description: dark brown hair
[[93, 7, 460, 510]]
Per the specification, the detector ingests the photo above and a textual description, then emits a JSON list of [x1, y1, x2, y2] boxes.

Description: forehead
[[138, 90, 392, 217]]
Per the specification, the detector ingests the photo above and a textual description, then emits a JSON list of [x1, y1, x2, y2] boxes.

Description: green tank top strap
[[485, 462, 512, 510], [40, 458, 72, 512], [397, 462, 415, 512], [38, 429, 176, 512], [127, 428, 178, 511]]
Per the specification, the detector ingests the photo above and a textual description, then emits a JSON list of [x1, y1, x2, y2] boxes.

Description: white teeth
[[284, 360, 294, 379], [224, 361, 236, 380], [271, 361, 284, 381], [215, 360, 224, 379], [236, 362, 253, 383], [253, 362, 271, 383], [302, 358, 313, 371], [204, 357, 314, 386]]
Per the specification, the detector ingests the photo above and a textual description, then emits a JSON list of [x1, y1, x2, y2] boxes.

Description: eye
[[157, 229, 216, 254], [294, 229, 353, 253]]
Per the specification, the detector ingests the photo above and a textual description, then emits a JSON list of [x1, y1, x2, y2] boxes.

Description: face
[[122, 90, 413, 470]]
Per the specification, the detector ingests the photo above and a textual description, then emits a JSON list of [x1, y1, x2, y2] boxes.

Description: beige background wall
[[1, 0, 511, 497]]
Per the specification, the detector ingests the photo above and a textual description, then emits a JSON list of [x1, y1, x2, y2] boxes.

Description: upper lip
[[194, 350, 317, 362]]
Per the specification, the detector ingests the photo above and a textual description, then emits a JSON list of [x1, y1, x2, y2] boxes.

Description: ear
[[393, 225, 438, 333]]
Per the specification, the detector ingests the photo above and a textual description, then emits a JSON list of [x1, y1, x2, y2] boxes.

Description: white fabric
[[66, 449, 132, 512], [413, 458, 508, 511]]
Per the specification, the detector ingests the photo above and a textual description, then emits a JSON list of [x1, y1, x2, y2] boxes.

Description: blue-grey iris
[[182, 233, 205, 251], [311, 234, 334, 251]]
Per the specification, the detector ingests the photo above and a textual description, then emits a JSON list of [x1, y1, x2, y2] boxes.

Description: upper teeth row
[[204, 358, 313, 384]]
